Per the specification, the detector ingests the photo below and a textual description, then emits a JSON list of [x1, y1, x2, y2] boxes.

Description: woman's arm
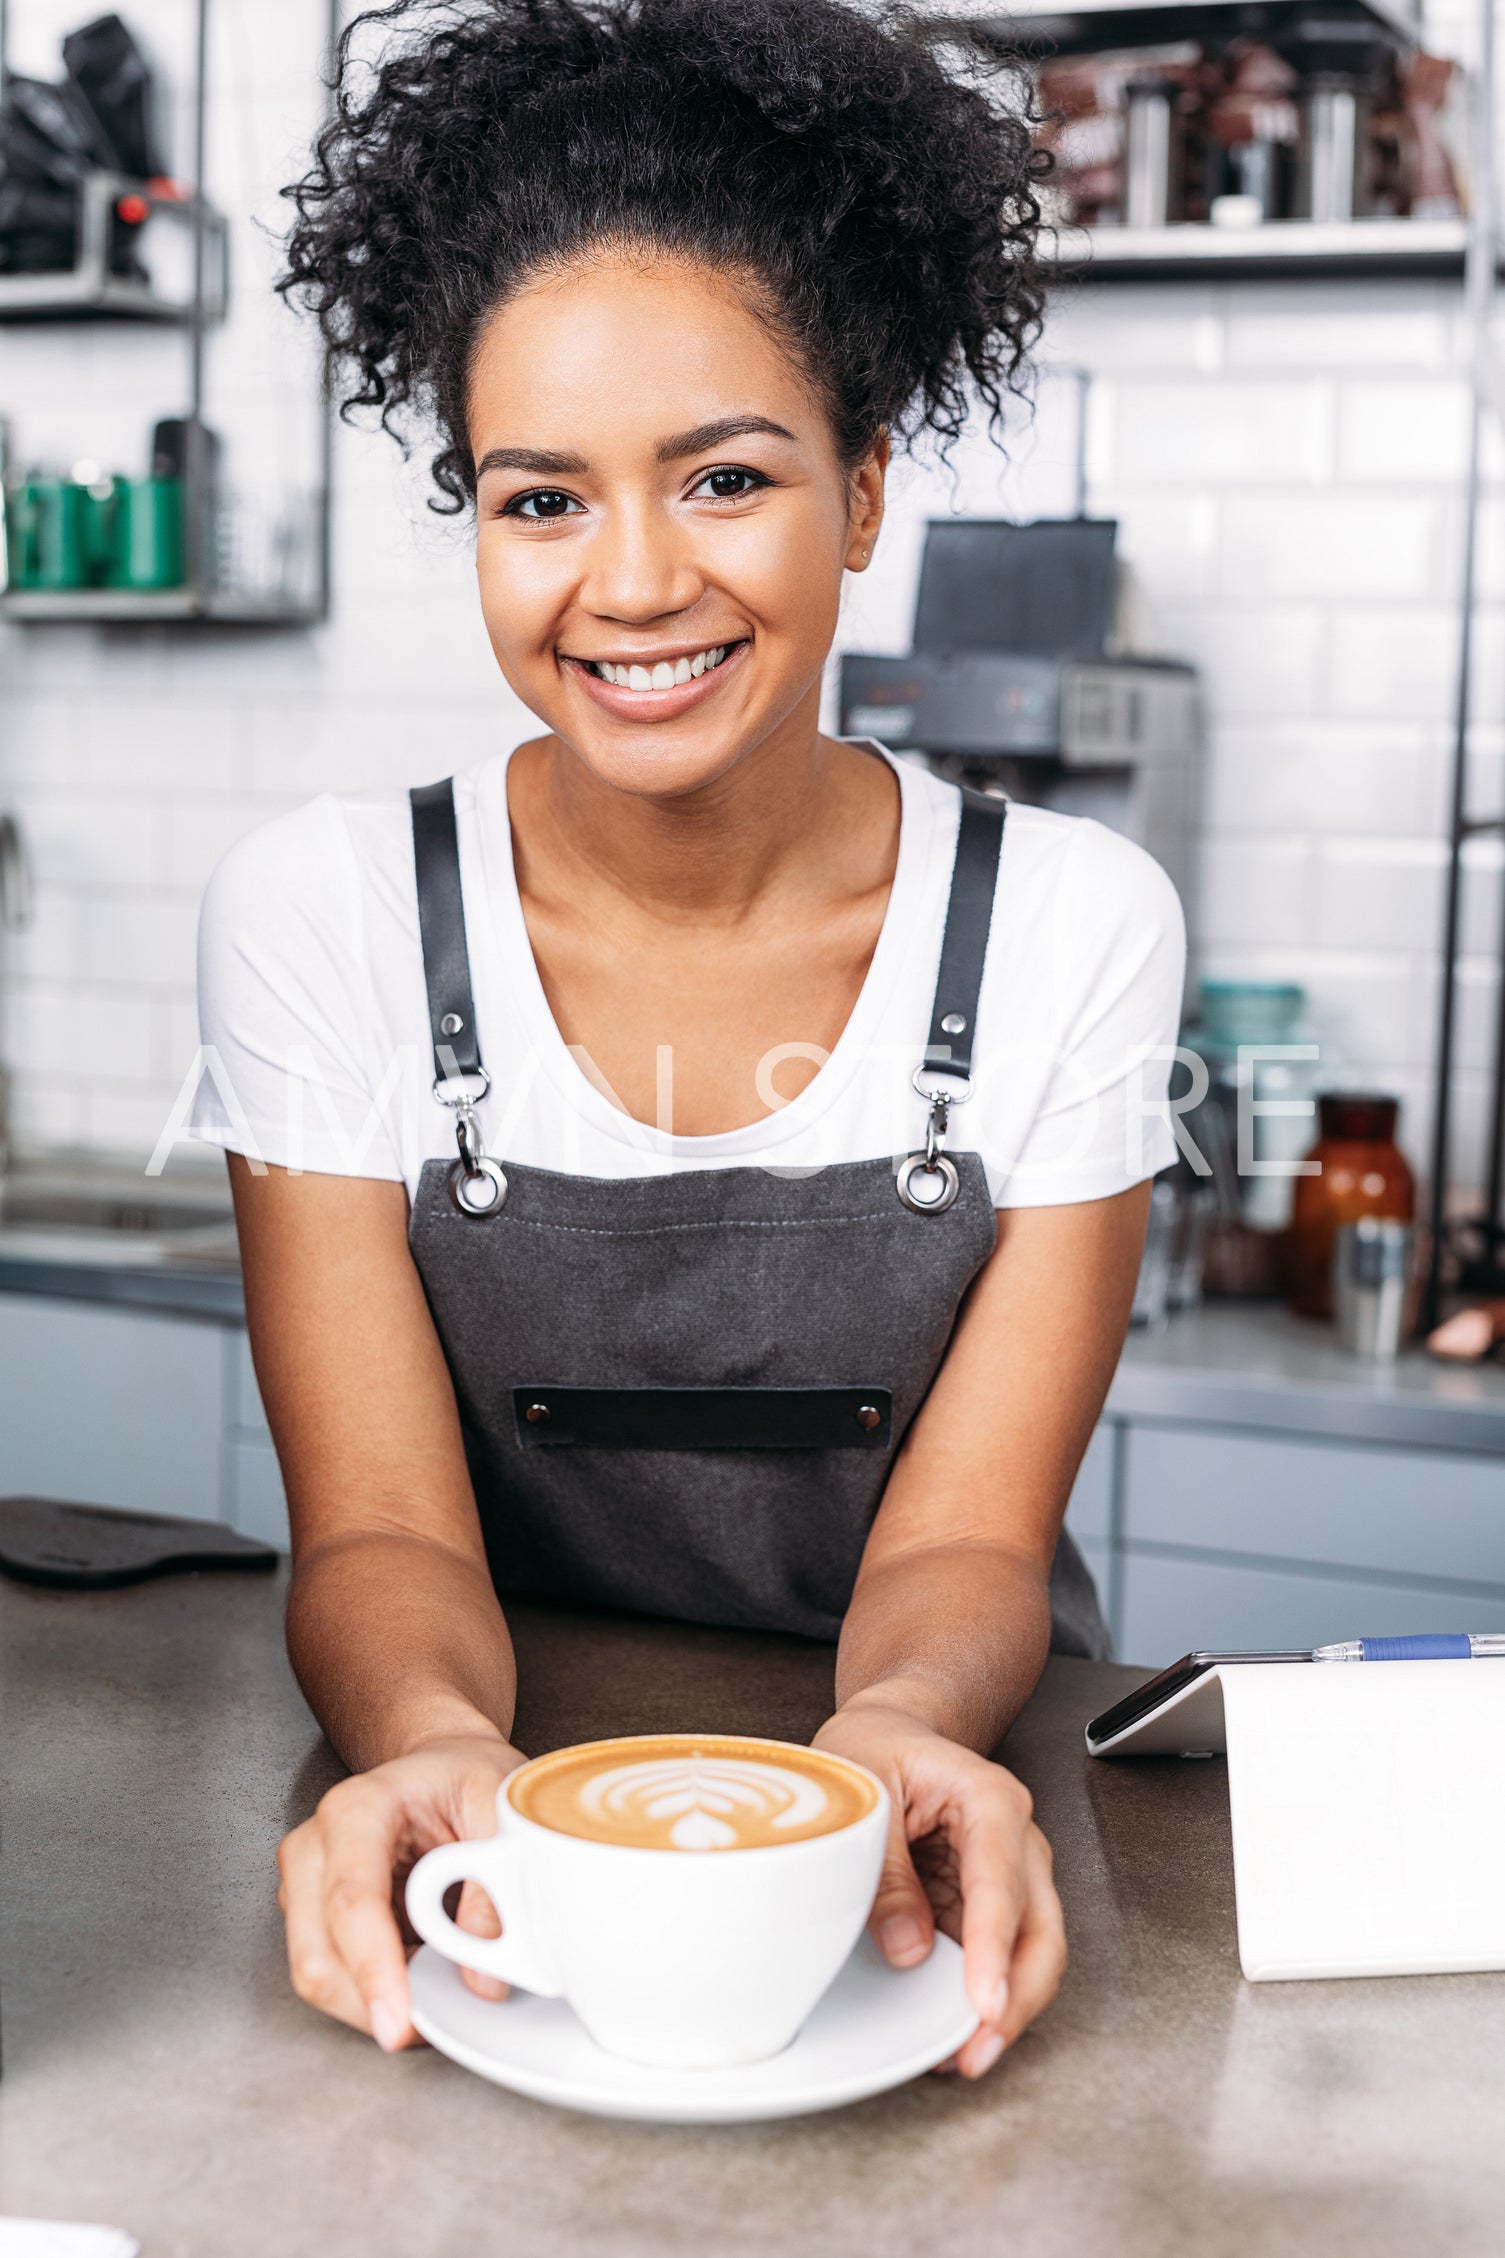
[[240, 1151, 1145, 2065], [230, 1155, 525, 2047], [230, 1154, 515, 1766], [815, 1182, 1150, 2073], [840, 1182, 1149, 1740]]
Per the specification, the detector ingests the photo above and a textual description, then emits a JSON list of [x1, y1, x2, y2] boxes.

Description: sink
[[0, 1159, 239, 1269]]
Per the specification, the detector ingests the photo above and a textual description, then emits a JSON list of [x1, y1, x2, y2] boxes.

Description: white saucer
[[409, 1933, 978, 2124]]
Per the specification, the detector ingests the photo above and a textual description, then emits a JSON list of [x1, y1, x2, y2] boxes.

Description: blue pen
[[1312, 1633, 1505, 1662]]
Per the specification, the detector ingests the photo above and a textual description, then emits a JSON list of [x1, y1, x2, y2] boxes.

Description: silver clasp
[[432, 1061, 506, 1217], [896, 1063, 971, 1215]]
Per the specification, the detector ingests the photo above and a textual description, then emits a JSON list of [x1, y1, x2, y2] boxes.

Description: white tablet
[[1085, 1651, 1311, 1758]]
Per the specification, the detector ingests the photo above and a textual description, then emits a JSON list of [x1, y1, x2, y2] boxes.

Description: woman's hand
[[813, 1697, 1065, 2079], [277, 1732, 527, 2050]]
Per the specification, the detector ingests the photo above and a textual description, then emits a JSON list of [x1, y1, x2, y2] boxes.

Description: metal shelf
[[0, 277, 197, 323], [0, 2, 335, 628], [968, 0, 1421, 56], [0, 174, 228, 327], [0, 589, 325, 626], [1041, 216, 1489, 281]]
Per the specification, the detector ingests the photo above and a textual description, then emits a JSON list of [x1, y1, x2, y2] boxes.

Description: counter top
[[0, 1154, 243, 1321], [3, 1572, 1504, 2257], [5, 1146, 1503, 1450], [1113, 1302, 1505, 1456], [0, 1250, 245, 1321], [7, 1224, 1505, 1454]]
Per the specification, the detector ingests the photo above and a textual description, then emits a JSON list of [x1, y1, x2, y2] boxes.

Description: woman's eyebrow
[[655, 415, 797, 461], [473, 416, 797, 483], [475, 444, 588, 477]]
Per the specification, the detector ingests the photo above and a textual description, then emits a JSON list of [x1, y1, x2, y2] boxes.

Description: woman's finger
[[998, 1826, 1067, 2046], [315, 1786, 422, 2049], [952, 1767, 1032, 2040], [954, 1821, 1064, 2076], [457, 1875, 509, 2002], [278, 1819, 378, 2038], [865, 1802, 936, 1969]]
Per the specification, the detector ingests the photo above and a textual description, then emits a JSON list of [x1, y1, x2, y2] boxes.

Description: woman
[[193, 0, 1183, 2080]]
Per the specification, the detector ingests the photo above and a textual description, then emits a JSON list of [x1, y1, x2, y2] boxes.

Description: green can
[[107, 477, 185, 591], [9, 478, 92, 590]]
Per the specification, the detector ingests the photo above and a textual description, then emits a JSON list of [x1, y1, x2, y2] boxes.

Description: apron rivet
[[856, 1404, 881, 1430], [941, 1012, 966, 1035], [524, 1402, 550, 1425], [440, 1010, 465, 1035]]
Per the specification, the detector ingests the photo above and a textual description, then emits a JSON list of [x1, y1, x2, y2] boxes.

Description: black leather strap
[[513, 1386, 893, 1451], [922, 791, 1006, 1082], [410, 779, 483, 1082], [410, 775, 1002, 1095]]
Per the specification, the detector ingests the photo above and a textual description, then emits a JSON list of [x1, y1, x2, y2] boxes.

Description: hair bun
[[282, 0, 1045, 509]]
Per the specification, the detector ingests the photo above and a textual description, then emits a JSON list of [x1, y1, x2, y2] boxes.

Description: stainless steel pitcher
[[1334, 1218, 1415, 1360]]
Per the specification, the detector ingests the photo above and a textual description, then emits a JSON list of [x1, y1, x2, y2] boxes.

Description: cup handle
[[404, 1823, 563, 1997]]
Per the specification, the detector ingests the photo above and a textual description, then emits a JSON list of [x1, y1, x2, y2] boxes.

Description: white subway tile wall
[[0, 2, 1501, 1190]]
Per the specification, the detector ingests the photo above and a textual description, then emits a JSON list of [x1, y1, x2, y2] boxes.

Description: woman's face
[[468, 252, 886, 801]]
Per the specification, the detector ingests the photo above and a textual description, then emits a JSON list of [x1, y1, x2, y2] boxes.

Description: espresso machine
[[839, 518, 1201, 906]]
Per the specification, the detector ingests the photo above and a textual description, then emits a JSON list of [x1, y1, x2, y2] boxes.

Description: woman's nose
[[577, 501, 703, 623]]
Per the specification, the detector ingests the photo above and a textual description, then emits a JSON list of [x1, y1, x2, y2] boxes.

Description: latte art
[[510, 1732, 877, 1851], [581, 1756, 831, 1850]]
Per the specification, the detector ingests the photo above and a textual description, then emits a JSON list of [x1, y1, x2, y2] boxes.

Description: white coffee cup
[[405, 1733, 889, 2069]]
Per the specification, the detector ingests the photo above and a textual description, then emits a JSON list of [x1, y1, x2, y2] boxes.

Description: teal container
[[107, 477, 185, 591], [9, 479, 92, 590], [81, 483, 117, 586], [1196, 980, 1306, 1050]]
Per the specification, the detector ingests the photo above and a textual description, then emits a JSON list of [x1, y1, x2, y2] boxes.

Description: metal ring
[[456, 1105, 485, 1175], [448, 1157, 507, 1216], [911, 1065, 973, 1106], [432, 1066, 492, 1109], [896, 1151, 961, 1215]]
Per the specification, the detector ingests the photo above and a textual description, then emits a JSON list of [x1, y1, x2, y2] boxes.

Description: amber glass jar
[[1284, 1094, 1415, 1320]]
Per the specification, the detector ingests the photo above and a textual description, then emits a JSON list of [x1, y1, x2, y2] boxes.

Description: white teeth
[[588, 644, 734, 689]]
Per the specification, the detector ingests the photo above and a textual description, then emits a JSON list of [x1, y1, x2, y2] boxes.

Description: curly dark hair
[[281, 0, 1047, 512]]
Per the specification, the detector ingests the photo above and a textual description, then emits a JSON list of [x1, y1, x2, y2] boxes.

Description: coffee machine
[[839, 518, 1200, 905]]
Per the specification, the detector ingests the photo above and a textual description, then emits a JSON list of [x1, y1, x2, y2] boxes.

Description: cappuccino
[[510, 1733, 876, 1852], [409, 1730, 890, 2065]]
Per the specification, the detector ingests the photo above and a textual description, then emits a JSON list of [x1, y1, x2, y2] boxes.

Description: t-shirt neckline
[[472, 742, 939, 1158]]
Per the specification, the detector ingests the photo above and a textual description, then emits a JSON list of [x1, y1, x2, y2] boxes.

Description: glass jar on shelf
[[1284, 1093, 1416, 1321], [1180, 980, 1335, 1297]]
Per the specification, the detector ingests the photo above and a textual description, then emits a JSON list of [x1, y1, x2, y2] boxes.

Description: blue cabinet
[[1119, 1551, 1505, 1663], [0, 1291, 289, 1546], [0, 1294, 226, 1520], [224, 1329, 290, 1547], [6, 1291, 1503, 1644], [1109, 1422, 1505, 1666]]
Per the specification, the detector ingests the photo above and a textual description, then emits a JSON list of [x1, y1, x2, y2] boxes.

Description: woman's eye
[[694, 466, 766, 501], [505, 489, 581, 520]]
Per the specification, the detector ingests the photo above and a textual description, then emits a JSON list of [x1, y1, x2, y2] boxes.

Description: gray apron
[[405, 776, 1109, 1659]]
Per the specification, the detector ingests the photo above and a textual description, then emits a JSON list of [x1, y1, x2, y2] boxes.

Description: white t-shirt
[[189, 746, 1186, 1205]]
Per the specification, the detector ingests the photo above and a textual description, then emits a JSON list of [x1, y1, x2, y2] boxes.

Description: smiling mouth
[[575, 642, 738, 691]]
